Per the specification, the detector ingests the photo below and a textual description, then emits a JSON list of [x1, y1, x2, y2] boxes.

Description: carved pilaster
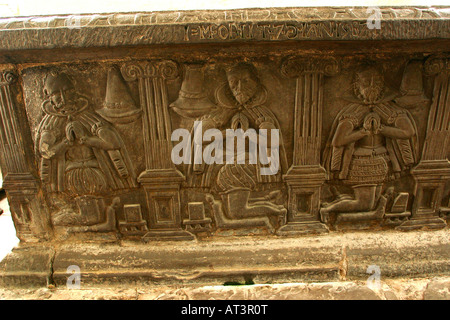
[[122, 60, 181, 170], [121, 61, 194, 241], [278, 57, 339, 235], [398, 56, 450, 231], [0, 70, 52, 241]]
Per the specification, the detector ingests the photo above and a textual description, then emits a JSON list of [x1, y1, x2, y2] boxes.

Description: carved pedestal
[[2, 174, 49, 241], [397, 161, 450, 230], [139, 169, 194, 241], [279, 166, 329, 235]]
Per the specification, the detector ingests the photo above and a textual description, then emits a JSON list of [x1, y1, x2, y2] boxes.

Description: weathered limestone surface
[[1, 229, 449, 289], [0, 277, 449, 300], [0, 6, 449, 292], [0, 6, 449, 50]]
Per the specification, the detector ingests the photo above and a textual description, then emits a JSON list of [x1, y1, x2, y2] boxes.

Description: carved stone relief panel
[[0, 8, 449, 291], [321, 62, 418, 228], [22, 65, 146, 240], [13, 50, 449, 242]]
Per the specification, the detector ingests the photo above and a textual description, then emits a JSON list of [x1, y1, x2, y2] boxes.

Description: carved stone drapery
[[121, 61, 194, 240], [278, 57, 339, 235]]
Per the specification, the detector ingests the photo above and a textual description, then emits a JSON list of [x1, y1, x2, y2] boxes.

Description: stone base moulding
[[1, 229, 448, 288], [0, 6, 449, 287]]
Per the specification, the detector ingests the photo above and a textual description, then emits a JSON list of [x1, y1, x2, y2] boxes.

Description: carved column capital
[[121, 60, 180, 81], [280, 56, 340, 78], [0, 70, 15, 86], [424, 55, 450, 76]]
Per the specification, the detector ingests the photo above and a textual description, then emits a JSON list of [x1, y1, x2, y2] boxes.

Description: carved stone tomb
[[0, 6, 449, 287]]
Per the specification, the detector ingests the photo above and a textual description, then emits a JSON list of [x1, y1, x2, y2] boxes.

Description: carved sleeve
[[331, 120, 368, 148], [81, 122, 121, 150], [39, 130, 69, 159], [380, 114, 415, 140]]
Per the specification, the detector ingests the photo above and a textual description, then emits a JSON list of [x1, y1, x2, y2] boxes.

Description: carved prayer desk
[[0, 7, 449, 287]]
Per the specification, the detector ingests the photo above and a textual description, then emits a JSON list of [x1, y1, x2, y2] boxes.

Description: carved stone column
[[398, 56, 450, 231], [121, 61, 194, 241], [0, 70, 52, 241], [277, 57, 339, 235]]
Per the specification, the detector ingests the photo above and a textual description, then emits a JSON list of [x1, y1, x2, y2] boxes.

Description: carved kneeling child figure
[[69, 197, 120, 233]]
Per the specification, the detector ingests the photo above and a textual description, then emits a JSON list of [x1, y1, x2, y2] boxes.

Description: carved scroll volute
[[0, 70, 53, 241], [424, 56, 450, 77], [121, 60, 180, 170], [281, 57, 340, 78], [281, 57, 340, 167], [0, 71, 14, 85]]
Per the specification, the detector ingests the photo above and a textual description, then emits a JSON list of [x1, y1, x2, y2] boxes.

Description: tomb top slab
[[0, 6, 448, 51]]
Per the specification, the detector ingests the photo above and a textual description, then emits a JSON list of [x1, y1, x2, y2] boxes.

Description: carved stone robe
[[186, 83, 289, 189], [35, 100, 137, 195], [323, 94, 419, 183]]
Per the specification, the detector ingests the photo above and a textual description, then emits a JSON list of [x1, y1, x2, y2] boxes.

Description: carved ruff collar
[[215, 82, 268, 110]]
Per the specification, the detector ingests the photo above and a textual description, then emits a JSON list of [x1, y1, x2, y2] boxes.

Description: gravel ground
[[0, 277, 449, 300]]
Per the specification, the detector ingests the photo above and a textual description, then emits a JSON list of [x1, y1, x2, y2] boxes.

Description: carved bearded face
[[227, 67, 259, 105], [353, 68, 385, 104], [44, 74, 83, 115]]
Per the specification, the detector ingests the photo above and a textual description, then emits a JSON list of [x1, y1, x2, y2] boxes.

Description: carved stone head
[[111, 197, 121, 210], [226, 63, 260, 105], [43, 73, 86, 115], [353, 66, 385, 104]]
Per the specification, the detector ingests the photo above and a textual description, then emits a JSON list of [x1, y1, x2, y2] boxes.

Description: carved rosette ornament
[[278, 57, 340, 235], [121, 60, 194, 241]]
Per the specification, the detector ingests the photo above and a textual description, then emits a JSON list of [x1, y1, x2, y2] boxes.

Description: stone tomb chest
[[0, 7, 449, 287]]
